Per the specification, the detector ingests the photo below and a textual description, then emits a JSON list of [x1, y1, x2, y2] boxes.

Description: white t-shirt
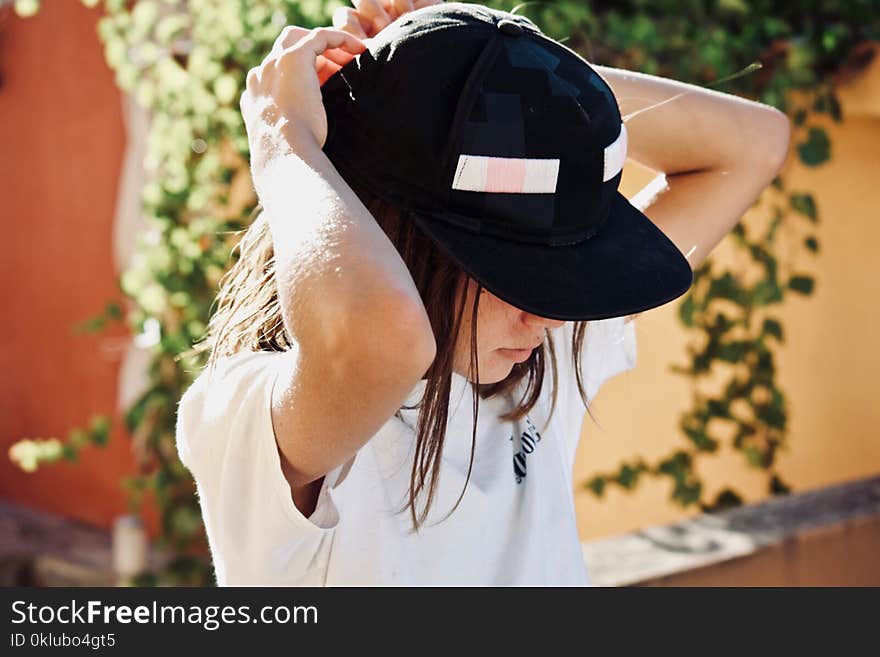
[[175, 316, 636, 586]]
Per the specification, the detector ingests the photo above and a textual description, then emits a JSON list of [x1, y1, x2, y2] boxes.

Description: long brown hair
[[188, 178, 598, 533]]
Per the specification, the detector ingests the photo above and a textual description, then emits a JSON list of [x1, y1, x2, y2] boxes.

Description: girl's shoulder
[[176, 349, 290, 472]]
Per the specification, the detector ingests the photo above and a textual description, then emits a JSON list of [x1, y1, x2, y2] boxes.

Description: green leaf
[[762, 318, 784, 342], [708, 272, 746, 303], [771, 387, 786, 412], [89, 415, 112, 446], [712, 312, 736, 334], [69, 428, 88, 448], [752, 280, 784, 305], [796, 127, 831, 166], [743, 445, 763, 468], [765, 216, 782, 244], [812, 91, 842, 122], [585, 476, 606, 497], [788, 275, 815, 295], [790, 193, 818, 222], [658, 450, 692, 477], [72, 315, 107, 335], [121, 475, 147, 492], [683, 425, 719, 452], [679, 294, 696, 327], [717, 0, 749, 15], [755, 402, 786, 430], [170, 506, 203, 539], [706, 488, 743, 512], [104, 301, 123, 320], [717, 340, 750, 363], [617, 463, 643, 489], [706, 398, 730, 419], [770, 473, 792, 495], [673, 479, 702, 506], [61, 444, 79, 462]]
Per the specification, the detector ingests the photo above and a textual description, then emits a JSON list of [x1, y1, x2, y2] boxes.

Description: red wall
[[0, 3, 155, 534]]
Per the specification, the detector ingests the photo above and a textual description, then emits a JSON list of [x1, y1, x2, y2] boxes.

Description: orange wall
[[0, 3, 141, 531], [575, 52, 880, 540]]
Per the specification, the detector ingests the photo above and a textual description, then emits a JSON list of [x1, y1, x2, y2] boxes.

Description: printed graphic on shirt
[[510, 415, 542, 484]]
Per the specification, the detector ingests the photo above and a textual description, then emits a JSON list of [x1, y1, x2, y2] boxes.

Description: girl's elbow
[[761, 108, 792, 175]]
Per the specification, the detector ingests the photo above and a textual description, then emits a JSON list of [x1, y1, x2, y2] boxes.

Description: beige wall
[[575, 48, 880, 541]]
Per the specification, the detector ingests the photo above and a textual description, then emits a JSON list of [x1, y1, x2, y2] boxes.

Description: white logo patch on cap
[[451, 122, 626, 193], [451, 155, 560, 193], [603, 123, 627, 182]]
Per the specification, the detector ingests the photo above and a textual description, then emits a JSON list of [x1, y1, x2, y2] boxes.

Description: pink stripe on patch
[[452, 155, 560, 193], [485, 157, 527, 193]]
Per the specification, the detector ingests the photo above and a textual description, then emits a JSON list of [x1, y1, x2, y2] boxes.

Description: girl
[[176, 1, 790, 585]]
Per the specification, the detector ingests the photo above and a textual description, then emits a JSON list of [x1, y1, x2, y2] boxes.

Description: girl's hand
[[240, 26, 367, 175], [332, 0, 444, 39], [310, 2, 443, 84]]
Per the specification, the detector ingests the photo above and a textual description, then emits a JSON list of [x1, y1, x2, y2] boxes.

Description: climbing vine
[[7, 0, 878, 584]]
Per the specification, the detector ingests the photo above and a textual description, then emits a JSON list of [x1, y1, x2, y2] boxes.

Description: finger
[[240, 86, 253, 119], [378, 0, 398, 21], [353, 0, 392, 33], [321, 46, 360, 67], [277, 24, 311, 51], [316, 57, 342, 86], [269, 28, 365, 87], [245, 65, 262, 94], [389, 0, 414, 19], [332, 7, 369, 39], [413, 0, 442, 8], [294, 27, 368, 60], [262, 25, 309, 68]]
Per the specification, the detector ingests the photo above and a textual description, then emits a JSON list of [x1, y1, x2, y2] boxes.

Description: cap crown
[[321, 2, 626, 246]]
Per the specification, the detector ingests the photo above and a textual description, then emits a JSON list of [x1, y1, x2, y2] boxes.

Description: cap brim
[[410, 191, 695, 321]]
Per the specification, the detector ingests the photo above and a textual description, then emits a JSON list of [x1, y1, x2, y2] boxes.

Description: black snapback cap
[[319, 1, 694, 321]]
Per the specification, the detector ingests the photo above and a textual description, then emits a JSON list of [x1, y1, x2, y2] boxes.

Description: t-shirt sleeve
[[175, 349, 348, 585], [551, 315, 638, 473]]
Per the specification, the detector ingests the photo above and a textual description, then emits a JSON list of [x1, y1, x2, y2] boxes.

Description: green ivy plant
[[8, 0, 878, 584]]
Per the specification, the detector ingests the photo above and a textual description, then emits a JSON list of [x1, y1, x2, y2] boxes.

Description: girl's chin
[[454, 367, 510, 385], [474, 362, 517, 385], [453, 352, 519, 384]]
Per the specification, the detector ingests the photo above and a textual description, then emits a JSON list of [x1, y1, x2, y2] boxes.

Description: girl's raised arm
[[241, 27, 437, 515], [595, 65, 791, 273]]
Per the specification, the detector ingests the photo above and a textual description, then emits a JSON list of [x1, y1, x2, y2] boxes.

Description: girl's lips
[[499, 347, 532, 362]]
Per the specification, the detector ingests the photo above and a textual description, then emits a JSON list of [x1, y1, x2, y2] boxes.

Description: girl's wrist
[[249, 116, 319, 179]]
